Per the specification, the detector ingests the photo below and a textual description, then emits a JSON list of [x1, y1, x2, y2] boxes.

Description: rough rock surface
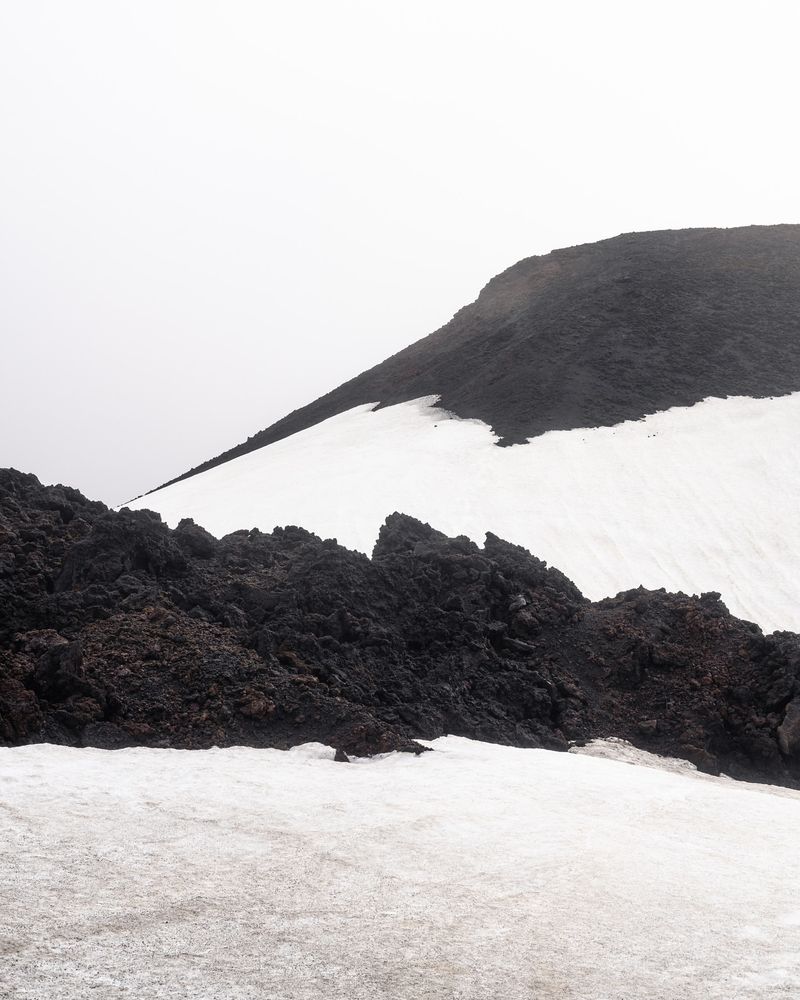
[[154, 225, 800, 492], [3, 468, 800, 786]]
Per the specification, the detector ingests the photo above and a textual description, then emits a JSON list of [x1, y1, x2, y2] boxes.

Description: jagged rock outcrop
[[3, 467, 800, 785]]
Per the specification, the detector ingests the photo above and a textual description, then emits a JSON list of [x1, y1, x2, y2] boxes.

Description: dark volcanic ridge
[[154, 224, 800, 493], [3, 467, 800, 787]]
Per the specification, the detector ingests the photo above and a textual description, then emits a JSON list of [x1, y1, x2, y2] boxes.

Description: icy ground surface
[[128, 393, 800, 633], [2, 738, 800, 1000]]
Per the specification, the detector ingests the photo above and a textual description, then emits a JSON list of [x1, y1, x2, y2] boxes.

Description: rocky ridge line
[[2, 468, 800, 786]]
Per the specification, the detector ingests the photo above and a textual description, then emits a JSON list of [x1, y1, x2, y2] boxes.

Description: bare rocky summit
[[155, 225, 800, 492]]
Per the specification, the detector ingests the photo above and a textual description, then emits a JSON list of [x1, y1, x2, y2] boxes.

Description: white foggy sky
[[1, 1, 798, 505]]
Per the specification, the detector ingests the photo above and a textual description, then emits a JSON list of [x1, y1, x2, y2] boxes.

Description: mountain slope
[[129, 225, 800, 632], [128, 392, 800, 633], [155, 224, 800, 489]]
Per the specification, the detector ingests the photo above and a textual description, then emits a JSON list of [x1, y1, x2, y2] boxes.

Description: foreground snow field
[[2, 739, 800, 999], [128, 393, 800, 634]]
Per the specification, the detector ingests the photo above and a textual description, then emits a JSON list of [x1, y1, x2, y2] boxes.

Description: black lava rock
[[2, 467, 800, 787]]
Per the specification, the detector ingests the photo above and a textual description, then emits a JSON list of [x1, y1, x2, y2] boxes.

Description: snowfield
[[128, 392, 800, 633], [2, 738, 800, 999]]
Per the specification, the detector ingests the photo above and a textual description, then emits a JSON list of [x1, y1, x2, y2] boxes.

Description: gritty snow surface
[[127, 393, 800, 633], [2, 738, 800, 999]]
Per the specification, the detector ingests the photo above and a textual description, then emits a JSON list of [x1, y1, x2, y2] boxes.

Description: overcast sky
[[2, 1, 798, 505]]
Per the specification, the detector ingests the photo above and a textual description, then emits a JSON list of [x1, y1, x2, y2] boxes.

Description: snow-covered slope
[[129, 228, 800, 633], [128, 392, 800, 633], [3, 738, 800, 999]]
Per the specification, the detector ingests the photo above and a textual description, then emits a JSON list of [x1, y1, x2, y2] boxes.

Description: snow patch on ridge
[[127, 392, 800, 633], [570, 736, 703, 775]]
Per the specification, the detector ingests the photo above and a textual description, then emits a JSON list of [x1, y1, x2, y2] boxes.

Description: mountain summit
[[129, 226, 800, 632], [159, 224, 800, 485]]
